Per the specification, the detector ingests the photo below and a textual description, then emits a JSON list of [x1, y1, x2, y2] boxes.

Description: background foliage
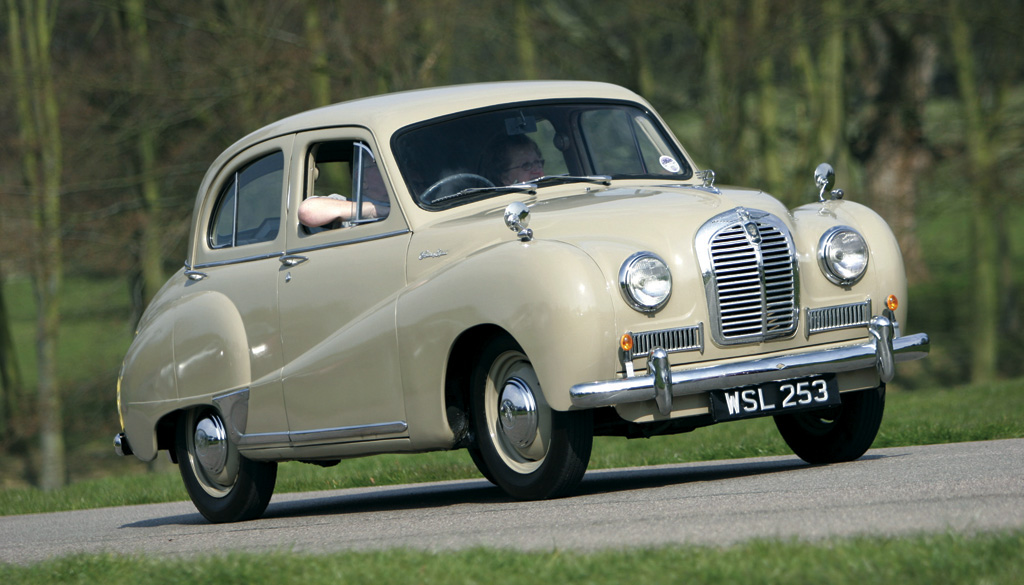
[[1, 0, 1022, 489]]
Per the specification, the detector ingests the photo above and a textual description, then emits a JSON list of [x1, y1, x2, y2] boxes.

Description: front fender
[[120, 289, 251, 460], [397, 239, 615, 441], [792, 200, 910, 326]]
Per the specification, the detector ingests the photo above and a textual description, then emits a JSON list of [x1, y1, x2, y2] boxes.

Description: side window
[[301, 141, 390, 231], [209, 151, 284, 248]]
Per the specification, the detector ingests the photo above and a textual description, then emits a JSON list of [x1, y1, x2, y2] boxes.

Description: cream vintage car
[[114, 80, 929, 523]]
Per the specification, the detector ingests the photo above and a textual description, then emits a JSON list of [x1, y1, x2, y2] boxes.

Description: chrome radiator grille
[[698, 209, 798, 345]]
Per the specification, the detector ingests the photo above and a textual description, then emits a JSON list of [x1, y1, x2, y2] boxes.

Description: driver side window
[[300, 141, 390, 231]]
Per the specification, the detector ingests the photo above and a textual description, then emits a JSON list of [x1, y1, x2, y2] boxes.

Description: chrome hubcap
[[498, 377, 538, 448], [194, 415, 228, 477]]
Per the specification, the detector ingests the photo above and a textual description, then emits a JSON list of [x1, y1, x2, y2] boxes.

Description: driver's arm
[[298, 195, 381, 227]]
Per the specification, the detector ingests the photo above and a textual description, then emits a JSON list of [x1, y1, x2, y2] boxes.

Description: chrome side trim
[[807, 300, 872, 335], [288, 421, 409, 445], [570, 319, 929, 410], [190, 251, 285, 270], [212, 388, 408, 449], [235, 422, 410, 449], [286, 228, 411, 255]]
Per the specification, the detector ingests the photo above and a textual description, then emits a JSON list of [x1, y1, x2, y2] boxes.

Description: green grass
[[2, 377, 1022, 517], [2, 532, 1022, 584]]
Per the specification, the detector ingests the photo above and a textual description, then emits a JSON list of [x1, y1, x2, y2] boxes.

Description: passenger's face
[[501, 146, 544, 185]]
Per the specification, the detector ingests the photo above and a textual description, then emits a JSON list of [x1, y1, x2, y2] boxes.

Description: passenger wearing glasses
[[482, 134, 546, 186]]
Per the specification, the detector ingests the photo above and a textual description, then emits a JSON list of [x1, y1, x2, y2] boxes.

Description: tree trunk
[[948, 0, 998, 383], [305, 2, 331, 107], [124, 0, 164, 309], [515, 0, 537, 79], [752, 2, 783, 198], [7, 0, 66, 490], [849, 10, 936, 285], [0, 264, 25, 442]]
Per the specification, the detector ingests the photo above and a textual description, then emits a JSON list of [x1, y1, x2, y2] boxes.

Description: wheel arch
[[443, 324, 513, 445], [397, 239, 616, 449]]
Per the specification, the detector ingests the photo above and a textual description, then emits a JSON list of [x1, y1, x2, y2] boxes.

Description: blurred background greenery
[[0, 0, 1021, 492]]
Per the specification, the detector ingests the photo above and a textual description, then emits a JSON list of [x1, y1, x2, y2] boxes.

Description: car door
[[185, 137, 292, 437], [278, 129, 412, 444]]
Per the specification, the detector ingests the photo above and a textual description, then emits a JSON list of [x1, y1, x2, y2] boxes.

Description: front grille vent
[[807, 300, 871, 334], [629, 324, 703, 360], [697, 208, 799, 345]]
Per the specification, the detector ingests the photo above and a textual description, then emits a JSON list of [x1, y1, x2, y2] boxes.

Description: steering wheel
[[420, 173, 494, 204]]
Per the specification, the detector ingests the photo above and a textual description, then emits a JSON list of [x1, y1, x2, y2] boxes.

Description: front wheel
[[774, 385, 885, 464], [175, 408, 277, 523], [470, 336, 593, 500]]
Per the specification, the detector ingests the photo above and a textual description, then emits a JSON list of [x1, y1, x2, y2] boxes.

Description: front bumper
[[570, 315, 929, 415]]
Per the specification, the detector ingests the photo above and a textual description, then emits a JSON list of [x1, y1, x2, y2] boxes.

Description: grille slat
[[700, 210, 799, 344]]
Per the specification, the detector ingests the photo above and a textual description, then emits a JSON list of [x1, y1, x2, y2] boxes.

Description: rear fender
[[120, 290, 250, 460]]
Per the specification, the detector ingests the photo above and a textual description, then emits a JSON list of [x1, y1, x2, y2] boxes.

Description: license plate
[[709, 376, 840, 422]]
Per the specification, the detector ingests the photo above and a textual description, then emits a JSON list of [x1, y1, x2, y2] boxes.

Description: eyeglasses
[[505, 159, 544, 173]]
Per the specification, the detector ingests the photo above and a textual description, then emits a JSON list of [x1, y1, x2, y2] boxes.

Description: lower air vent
[[807, 300, 871, 335]]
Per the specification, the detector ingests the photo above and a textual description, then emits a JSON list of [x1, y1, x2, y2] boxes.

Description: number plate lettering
[[710, 376, 839, 422]]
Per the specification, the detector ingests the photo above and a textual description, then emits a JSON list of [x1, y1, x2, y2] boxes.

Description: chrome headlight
[[619, 252, 672, 312], [818, 227, 869, 286]]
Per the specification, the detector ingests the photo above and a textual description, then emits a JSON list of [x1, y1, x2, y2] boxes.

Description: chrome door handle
[[185, 270, 208, 281], [280, 255, 309, 267]]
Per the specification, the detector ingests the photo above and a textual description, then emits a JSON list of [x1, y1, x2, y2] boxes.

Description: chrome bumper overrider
[[570, 316, 929, 415]]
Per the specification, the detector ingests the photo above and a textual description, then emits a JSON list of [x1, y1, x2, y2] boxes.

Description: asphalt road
[[2, 439, 1022, 565]]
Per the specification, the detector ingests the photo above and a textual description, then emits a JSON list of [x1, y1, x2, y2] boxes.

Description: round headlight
[[619, 252, 672, 312], [818, 227, 869, 286]]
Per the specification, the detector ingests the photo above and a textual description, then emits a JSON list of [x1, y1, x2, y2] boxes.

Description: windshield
[[392, 101, 691, 209]]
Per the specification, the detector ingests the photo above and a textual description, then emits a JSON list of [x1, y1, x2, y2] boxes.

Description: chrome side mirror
[[814, 163, 844, 201], [504, 201, 533, 242]]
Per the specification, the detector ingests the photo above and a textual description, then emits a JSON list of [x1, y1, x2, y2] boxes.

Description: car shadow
[[123, 452, 900, 528]]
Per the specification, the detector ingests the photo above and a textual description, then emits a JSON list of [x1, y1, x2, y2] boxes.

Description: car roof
[[225, 80, 647, 157]]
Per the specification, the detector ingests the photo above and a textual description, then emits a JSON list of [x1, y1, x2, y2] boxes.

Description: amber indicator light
[[886, 295, 899, 311], [620, 333, 634, 352]]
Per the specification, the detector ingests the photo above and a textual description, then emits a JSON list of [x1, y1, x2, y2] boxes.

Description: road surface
[[2, 439, 1022, 565]]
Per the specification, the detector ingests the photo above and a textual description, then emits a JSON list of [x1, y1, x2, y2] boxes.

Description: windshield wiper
[[431, 184, 537, 204], [532, 175, 612, 187]]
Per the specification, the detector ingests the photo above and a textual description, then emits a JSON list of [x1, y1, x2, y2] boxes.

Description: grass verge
[[2, 531, 1022, 584]]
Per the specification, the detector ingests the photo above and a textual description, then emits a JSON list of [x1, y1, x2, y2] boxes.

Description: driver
[[299, 159, 390, 227], [482, 134, 546, 185]]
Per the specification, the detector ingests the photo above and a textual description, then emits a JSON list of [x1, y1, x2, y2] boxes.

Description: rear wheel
[[774, 385, 885, 464], [175, 408, 277, 523], [471, 335, 592, 500]]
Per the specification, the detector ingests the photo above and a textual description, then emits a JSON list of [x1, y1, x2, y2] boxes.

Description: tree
[[947, 0, 1004, 383], [847, 1, 938, 284], [0, 262, 24, 442], [123, 0, 164, 309], [6, 0, 66, 490]]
